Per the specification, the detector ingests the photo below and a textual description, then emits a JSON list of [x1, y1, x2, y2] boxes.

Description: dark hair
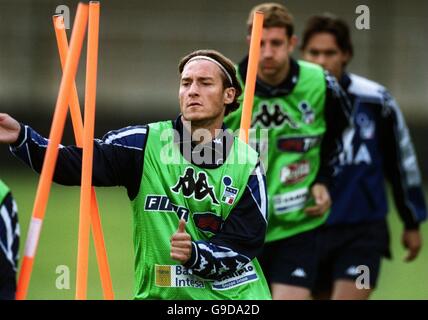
[[247, 3, 294, 38], [178, 49, 242, 116], [301, 14, 354, 61]]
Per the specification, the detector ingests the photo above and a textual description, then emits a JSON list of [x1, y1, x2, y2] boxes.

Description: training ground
[[2, 172, 427, 300]]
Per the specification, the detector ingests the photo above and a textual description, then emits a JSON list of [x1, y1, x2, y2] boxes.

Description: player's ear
[[224, 87, 236, 104], [342, 51, 351, 65], [288, 35, 298, 54]]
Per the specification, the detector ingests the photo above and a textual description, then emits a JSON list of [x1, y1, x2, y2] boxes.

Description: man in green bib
[[0, 49, 271, 299], [225, 3, 353, 299], [0, 179, 19, 300]]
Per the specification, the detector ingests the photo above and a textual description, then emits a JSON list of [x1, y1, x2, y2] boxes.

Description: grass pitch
[[2, 171, 427, 299]]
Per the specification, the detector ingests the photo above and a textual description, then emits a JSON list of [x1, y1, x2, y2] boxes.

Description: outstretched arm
[[2, 113, 148, 200]]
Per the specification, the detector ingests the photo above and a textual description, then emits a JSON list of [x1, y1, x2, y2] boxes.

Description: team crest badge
[[356, 113, 375, 139], [298, 101, 315, 124], [221, 176, 239, 205]]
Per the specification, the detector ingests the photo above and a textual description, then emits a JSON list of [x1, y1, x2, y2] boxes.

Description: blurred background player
[[0, 50, 271, 300], [301, 14, 427, 300], [225, 3, 353, 299], [0, 179, 19, 300]]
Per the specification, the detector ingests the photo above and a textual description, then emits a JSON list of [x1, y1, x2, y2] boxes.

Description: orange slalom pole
[[53, 15, 84, 147], [53, 14, 114, 300], [76, 1, 100, 300], [16, 3, 89, 300], [239, 11, 264, 144]]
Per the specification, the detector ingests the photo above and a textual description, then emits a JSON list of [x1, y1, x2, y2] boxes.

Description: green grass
[[2, 171, 428, 299], [371, 210, 428, 299], [3, 172, 134, 300]]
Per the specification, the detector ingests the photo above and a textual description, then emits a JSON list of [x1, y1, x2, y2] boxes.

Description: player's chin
[[183, 110, 208, 122], [261, 67, 278, 76]]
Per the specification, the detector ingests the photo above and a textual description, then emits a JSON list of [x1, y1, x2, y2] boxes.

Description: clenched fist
[[402, 229, 422, 262], [304, 183, 332, 217]]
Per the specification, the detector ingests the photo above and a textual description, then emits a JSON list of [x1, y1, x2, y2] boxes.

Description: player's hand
[[402, 229, 422, 262], [170, 219, 192, 264], [304, 183, 331, 216], [0, 113, 21, 144]]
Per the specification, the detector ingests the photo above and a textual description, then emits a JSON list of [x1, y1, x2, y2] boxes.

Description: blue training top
[[328, 73, 427, 229]]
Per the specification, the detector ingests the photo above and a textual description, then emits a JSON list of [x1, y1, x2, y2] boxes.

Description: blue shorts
[[258, 227, 320, 289], [313, 220, 390, 294]]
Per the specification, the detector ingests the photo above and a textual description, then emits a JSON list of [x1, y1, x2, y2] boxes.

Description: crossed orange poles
[[16, 2, 113, 300]]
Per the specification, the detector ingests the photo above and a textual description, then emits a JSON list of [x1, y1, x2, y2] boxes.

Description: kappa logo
[[252, 103, 299, 129], [346, 266, 360, 276], [171, 167, 219, 205], [291, 268, 307, 278]]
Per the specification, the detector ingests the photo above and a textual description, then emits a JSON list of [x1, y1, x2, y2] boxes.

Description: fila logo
[[171, 167, 219, 205], [145, 195, 190, 221]]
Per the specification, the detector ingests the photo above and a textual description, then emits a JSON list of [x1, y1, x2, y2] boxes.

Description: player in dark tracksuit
[[301, 15, 427, 299], [0, 179, 19, 300]]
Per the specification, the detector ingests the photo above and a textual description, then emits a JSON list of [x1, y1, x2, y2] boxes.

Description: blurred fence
[[1, 0, 427, 178]]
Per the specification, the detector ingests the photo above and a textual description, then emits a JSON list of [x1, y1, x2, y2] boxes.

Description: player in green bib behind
[[0, 49, 271, 300], [225, 3, 353, 299]]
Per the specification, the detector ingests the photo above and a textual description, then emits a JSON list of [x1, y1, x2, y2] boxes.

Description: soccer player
[[224, 3, 353, 299], [0, 179, 19, 300], [301, 14, 427, 299], [0, 49, 271, 300]]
